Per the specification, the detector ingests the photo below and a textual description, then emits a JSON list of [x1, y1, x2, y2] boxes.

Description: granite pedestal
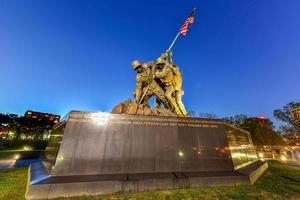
[[26, 111, 268, 199]]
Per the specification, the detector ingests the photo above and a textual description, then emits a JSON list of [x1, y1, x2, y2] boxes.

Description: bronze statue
[[132, 51, 188, 116], [112, 51, 188, 117], [112, 8, 195, 116], [159, 51, 187, 115]]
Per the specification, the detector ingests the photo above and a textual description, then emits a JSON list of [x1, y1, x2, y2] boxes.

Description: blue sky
[[0, 0, 299, 126]]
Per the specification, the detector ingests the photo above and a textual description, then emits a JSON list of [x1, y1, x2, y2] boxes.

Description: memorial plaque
[[44, 112, 253, 175]]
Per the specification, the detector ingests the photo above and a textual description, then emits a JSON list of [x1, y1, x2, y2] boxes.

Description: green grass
[[0, 167, 28, 200], [0, 161, 300, 200]]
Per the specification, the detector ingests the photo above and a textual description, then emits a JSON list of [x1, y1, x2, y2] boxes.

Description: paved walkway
[[0, 158, 40, 170], [287, 161, 300, 167], [0, 159, 16, 169]]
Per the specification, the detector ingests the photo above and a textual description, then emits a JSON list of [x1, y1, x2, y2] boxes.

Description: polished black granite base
[[26, 111, 267, 199], [26, 160, 268, 199]]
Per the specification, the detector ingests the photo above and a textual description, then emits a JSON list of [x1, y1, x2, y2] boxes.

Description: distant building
[[24, 110, 60, 124], [284, 133, 300, 146]]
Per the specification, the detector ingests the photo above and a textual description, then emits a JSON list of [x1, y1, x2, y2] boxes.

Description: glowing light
[[14, 154, 20, 160], [23, 146, 32, 151], [232, 152, 247, 158], [8, 131, 15, 136], [257, 116, 266, 120], [91, 112, 110, 126], [280, 155, 287, 161], [178, 151, 184, 157], [258, 153, 264, 161], [58, 155, 64, 161]]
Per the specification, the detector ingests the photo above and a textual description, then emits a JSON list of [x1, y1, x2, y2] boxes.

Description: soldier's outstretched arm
[[167, 50, 173, 64]]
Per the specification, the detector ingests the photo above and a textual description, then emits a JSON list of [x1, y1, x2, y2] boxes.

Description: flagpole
[[167, 31, 181, 52], [167, 8, 195, 52]]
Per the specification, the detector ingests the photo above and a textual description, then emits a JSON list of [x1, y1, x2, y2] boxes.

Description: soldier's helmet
[[156, 57, 165, 65], [132, 60, 142, 70]]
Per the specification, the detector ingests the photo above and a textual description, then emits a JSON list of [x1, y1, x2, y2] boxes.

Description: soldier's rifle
[[138, 63, 156, 104], [139, 84, 150, 104]]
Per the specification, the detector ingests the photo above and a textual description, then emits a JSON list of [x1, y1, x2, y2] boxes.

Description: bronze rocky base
[[112, 99, 178, 116]]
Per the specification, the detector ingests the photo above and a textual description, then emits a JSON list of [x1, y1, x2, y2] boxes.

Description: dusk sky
[[1, 0, 299, 126]]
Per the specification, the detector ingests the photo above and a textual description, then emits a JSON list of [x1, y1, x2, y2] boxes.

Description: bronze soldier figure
[[154, 58, 182, 115], [166, 51, 188, 116], [170, 64, 188, 116], [132, 60, 169, 109], [154, 51, 188, 116]]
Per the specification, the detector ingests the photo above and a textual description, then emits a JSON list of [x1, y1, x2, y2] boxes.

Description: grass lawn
[[0, 160, 299, 200]]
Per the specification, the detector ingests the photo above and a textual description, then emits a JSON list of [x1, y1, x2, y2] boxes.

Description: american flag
[[179, 8, 196, 35]]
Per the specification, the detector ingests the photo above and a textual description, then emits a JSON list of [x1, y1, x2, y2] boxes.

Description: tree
[[273, 102, 300, 133], [187, 110, 218, 119], [0, 112, 56, 142], [0, 113, 21, 140], [198, 112, 217, 119], [224, 114, 285, 146], [188, 110, 196, 117], [223, 114, 248, 125]]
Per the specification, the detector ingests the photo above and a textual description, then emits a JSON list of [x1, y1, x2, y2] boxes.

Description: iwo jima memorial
[[26, 9, 268, 199]]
